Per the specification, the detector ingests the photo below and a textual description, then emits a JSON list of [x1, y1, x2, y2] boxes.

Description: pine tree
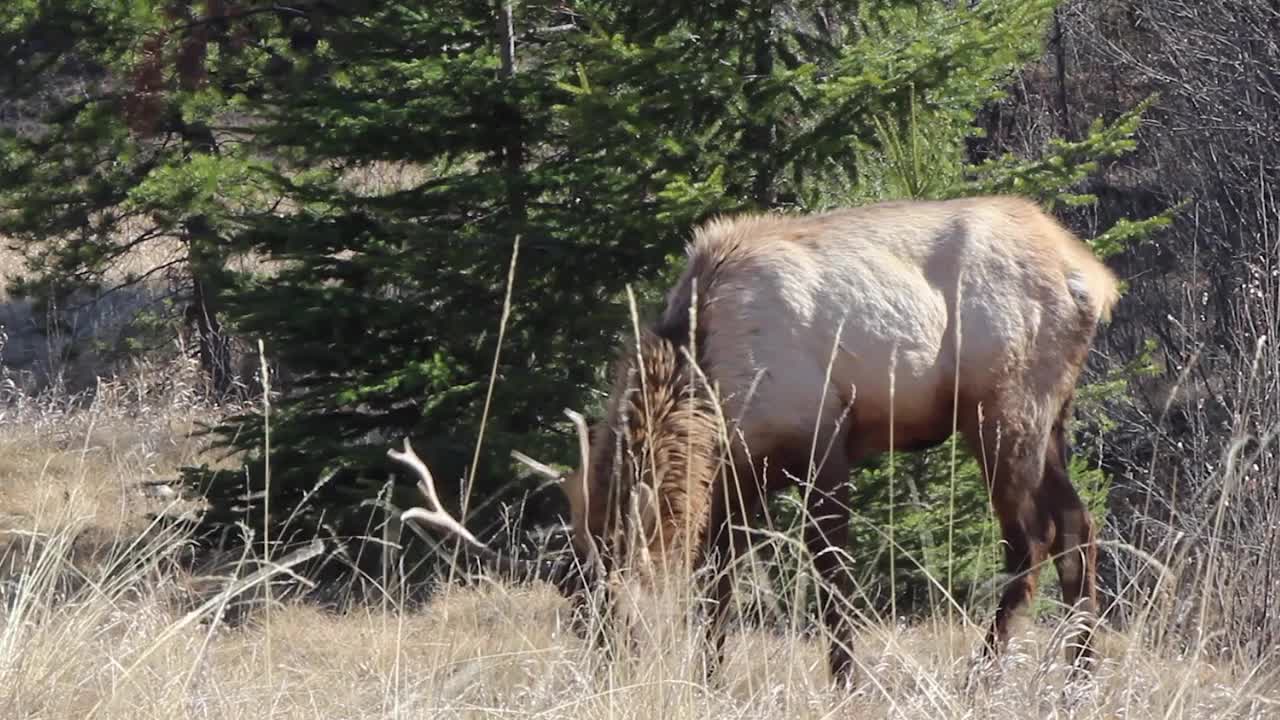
[[2, 1, 1167, 607], [0, 1, 265, 395]]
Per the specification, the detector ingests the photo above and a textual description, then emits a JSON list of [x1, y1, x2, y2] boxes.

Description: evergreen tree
[[0, 1, 262, 395], [172, 0, 1090, 572], [1, 1, 1167, 609]]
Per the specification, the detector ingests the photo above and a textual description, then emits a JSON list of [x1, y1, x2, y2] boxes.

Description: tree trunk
[[186, 215, 233, 400], [497, 1, 525, 225], [498, 1, 516, 78], [176, 118, 232, 399], [1053, 8, 1075, 141], [746, 2, 777, 207]]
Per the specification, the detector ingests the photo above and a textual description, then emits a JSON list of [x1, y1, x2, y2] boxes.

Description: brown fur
[[543, 196, 1119, 688], [563, 330, 723, 576]]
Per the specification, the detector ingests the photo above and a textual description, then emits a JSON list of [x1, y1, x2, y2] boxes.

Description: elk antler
[[389, 438, 489, 553], [510, 449, 564, 483], [512, 410, 606, 579], [390, 437, 598, 599], [563, 408, 592, 490], [510, 409, 592, 488], [561, 408, 608, 578]]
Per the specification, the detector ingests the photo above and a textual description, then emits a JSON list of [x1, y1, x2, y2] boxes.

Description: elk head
[[390, 408, 659, 607]]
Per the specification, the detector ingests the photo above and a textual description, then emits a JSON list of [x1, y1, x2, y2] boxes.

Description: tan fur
[[663, 196, 1118, 463]]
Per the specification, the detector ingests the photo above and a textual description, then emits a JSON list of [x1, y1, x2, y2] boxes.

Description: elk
[[391, 195, 1119, 687]]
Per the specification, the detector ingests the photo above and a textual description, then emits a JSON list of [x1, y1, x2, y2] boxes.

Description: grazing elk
[[392, 195, 1119, 687]]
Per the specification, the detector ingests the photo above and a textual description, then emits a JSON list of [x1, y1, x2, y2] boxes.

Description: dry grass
[[0, 252, 1274, 720], [0, 383, 1277, 719]]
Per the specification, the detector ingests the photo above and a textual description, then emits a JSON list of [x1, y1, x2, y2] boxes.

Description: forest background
[[0, 1, 1277, 716]]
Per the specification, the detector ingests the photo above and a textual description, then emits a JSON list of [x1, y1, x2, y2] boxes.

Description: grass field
[[0, 378, 1276, 720]]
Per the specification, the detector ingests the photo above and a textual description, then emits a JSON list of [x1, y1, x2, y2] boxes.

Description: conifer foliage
[[1, 1, 1161, 603]]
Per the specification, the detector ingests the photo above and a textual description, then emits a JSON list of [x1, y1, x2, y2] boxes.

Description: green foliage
[[1, 0, 1166, 611]]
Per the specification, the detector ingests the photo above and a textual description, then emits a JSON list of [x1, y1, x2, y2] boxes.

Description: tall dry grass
[[0, 426, 1274, 719], [1, 289, 1277, 718]]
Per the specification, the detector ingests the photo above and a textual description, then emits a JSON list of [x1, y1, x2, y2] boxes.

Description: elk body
[[393, 195, 1119, 687]]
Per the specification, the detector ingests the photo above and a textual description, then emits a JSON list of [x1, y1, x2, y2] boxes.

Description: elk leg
[[699, 485, 760, 682], [1044, 417, 1099, 675], [570, 582, 614, 647], [700, 518, 742, 680], [983, 505, 1051, 657], [804, 455, 855, 688], [968, 418, 1054, 660]]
